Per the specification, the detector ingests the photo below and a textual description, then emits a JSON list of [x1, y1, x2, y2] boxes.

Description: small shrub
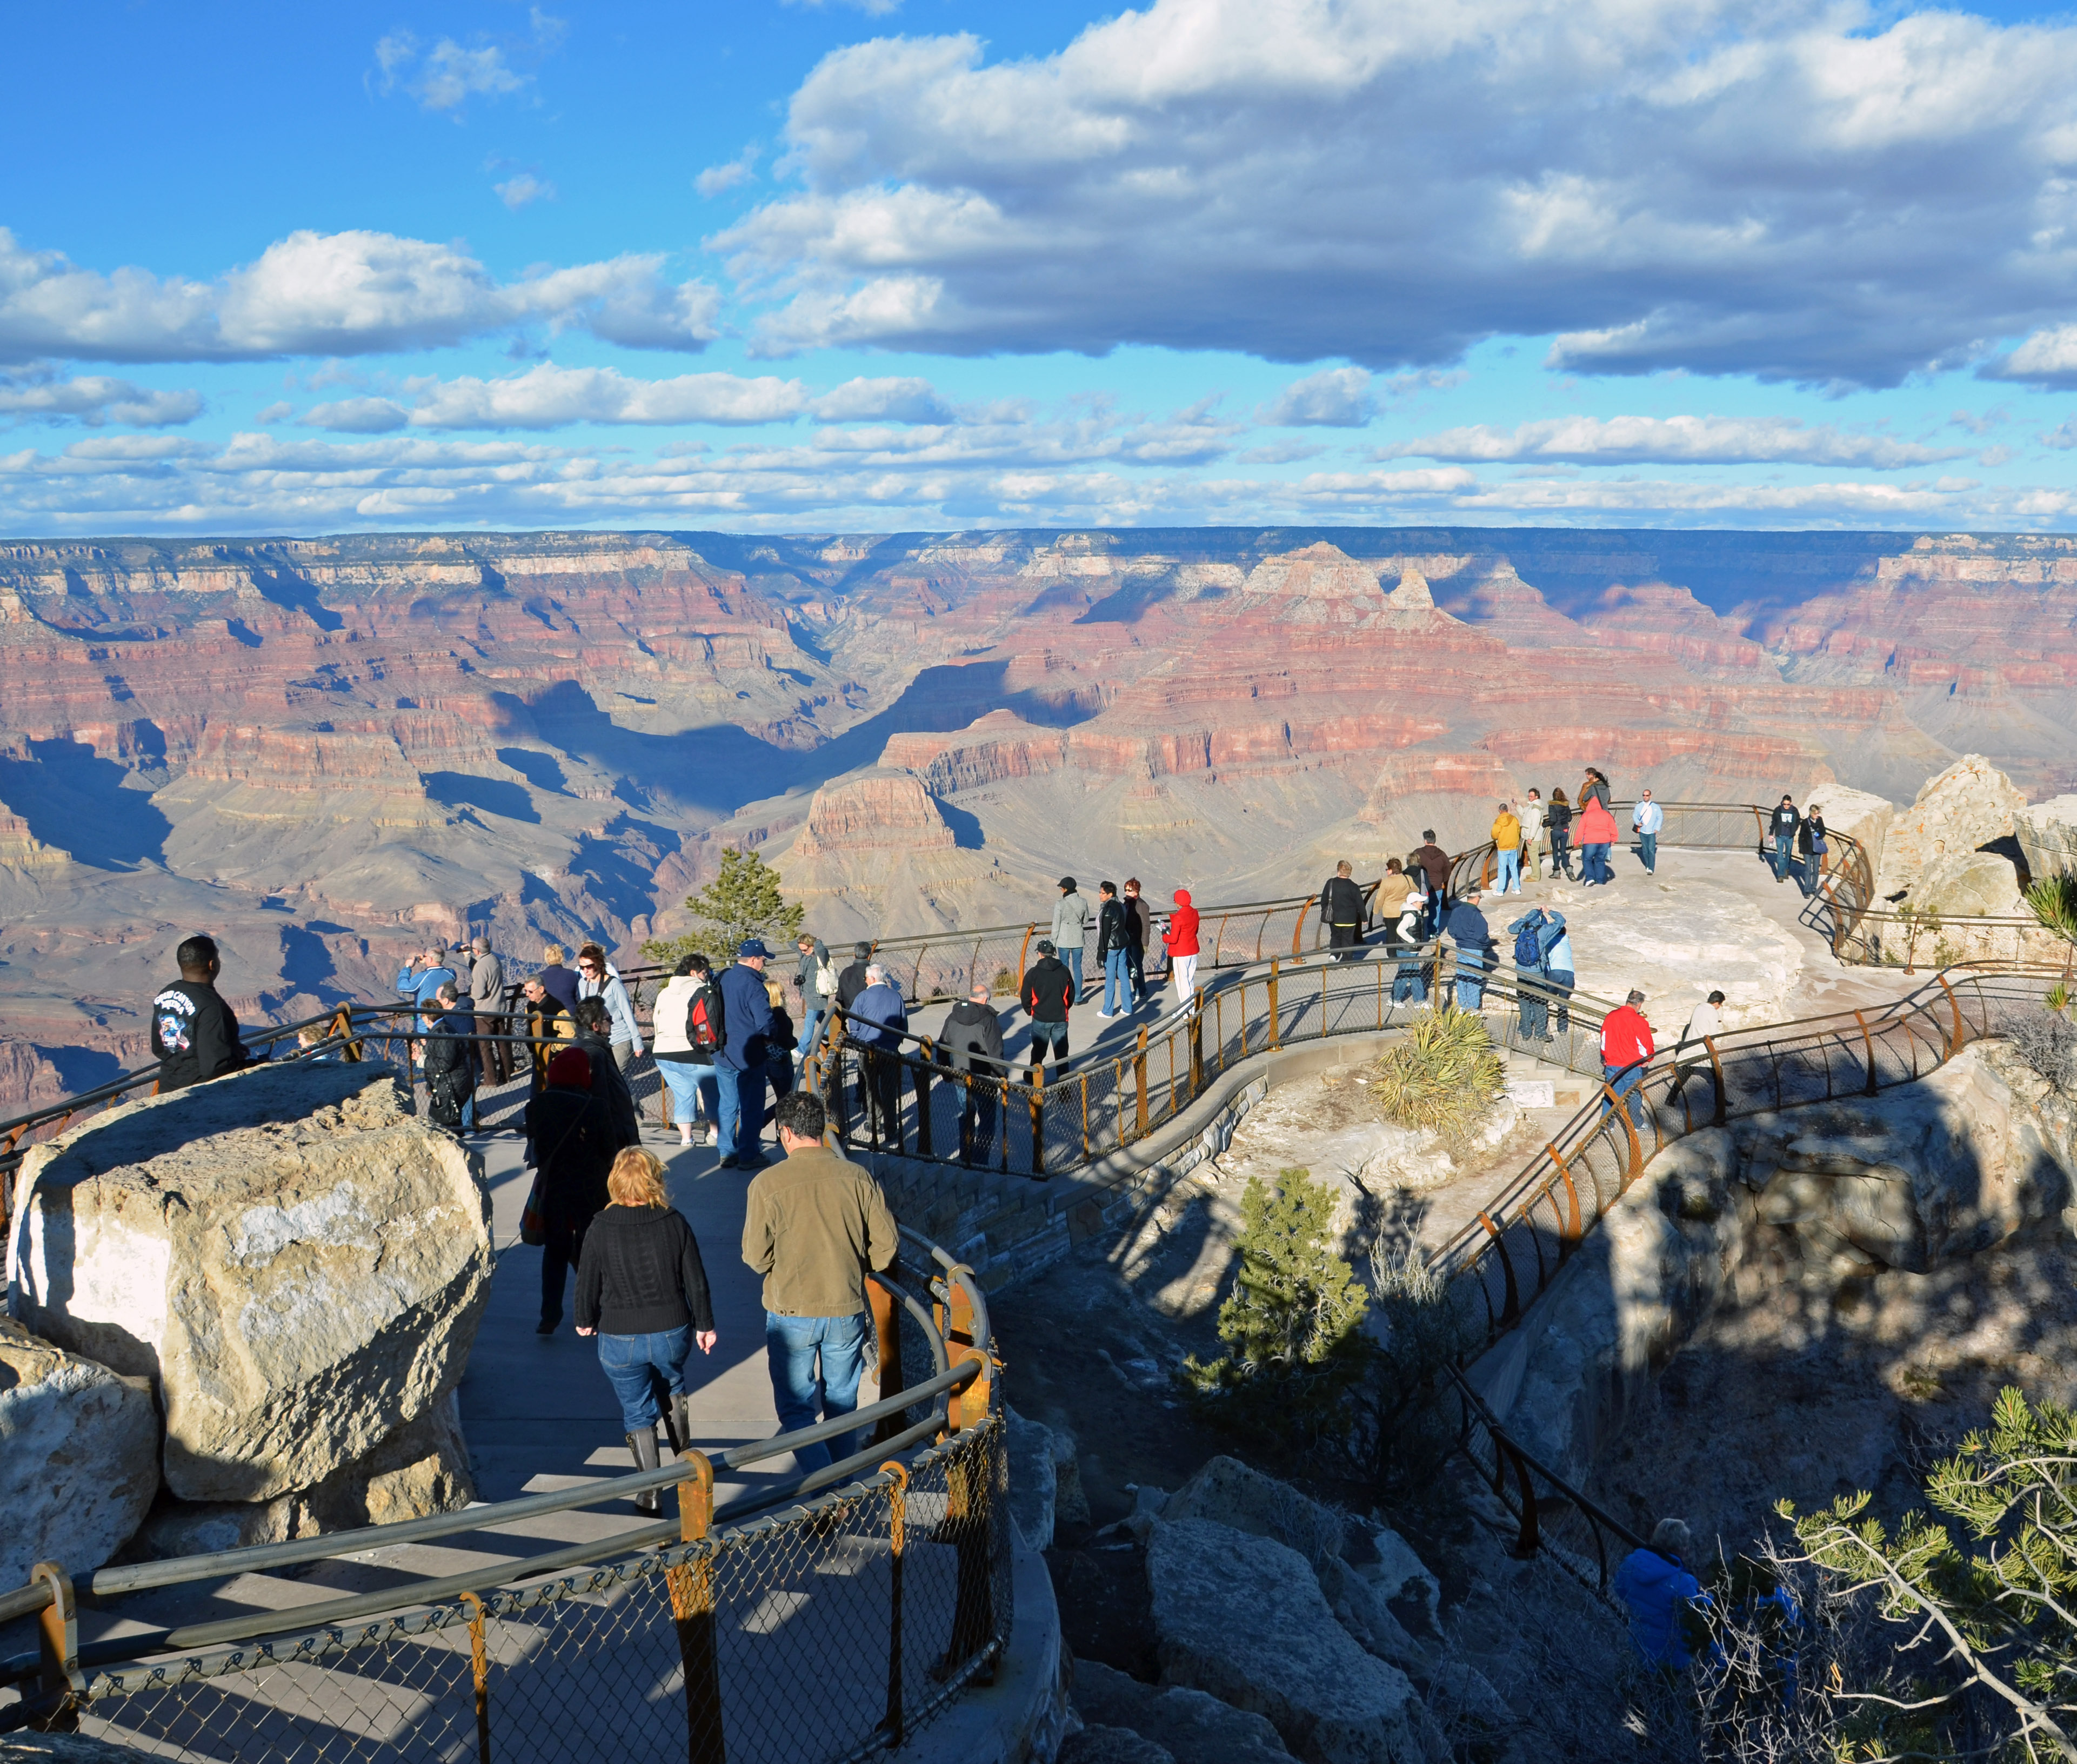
[[2007, 1006, 2077, 1091], [2025, 867, 2077, 943], [1371, 1005, 1506, 1147]]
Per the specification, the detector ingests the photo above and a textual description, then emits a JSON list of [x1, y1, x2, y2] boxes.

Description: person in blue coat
[[1613, 1518, 1707, 1667], [716, 940, 777, 1170]]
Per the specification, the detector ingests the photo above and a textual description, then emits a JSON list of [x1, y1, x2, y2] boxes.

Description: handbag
[[519, 1175, 547, 1247]]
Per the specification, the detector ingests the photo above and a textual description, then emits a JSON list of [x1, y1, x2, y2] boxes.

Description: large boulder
[[7, 1061, 491, 1506], [1072, 1658, 1292, 1763], [1006, 1407, 1060, 1551], [1147, 1517, 1446, 1764], [0, 1318, 159, 1587], [1876, 754, 2027, 901], [2017, 794, 2077, 882]]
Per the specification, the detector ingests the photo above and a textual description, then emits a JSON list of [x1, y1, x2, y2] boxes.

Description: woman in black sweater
[[575, 1148, 717, 1512]]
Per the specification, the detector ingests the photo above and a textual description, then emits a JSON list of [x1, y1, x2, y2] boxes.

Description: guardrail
[[0, 1233, 1008, 1763]]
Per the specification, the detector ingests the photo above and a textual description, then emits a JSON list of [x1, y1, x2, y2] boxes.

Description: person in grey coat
[[1051, 877, 1091, 1002], [939, 982, 1006, 1161], [468, 935, 507, 1086]]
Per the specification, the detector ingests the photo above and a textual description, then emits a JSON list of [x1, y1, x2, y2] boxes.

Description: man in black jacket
[[1770, 794, 1801, 884], [572, 997, 642, 1151], [1094, 881, 1132, 1019], [836, 941, 873, 1013], [527, 1046, 617, 1333], [940, 981, 1006, 1160], [1019, 939, 1075, 1083], [1319, 860, 1368, 961], [420, 984, 476, 1134], [151, 934, 252, 1093], [1122, 878, 1153, 1008]]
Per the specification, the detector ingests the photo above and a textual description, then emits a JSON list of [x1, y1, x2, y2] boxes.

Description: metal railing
[[0, 1234, 1010, 1764]]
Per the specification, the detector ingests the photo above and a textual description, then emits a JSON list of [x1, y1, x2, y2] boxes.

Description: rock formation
[[0, 1317, 159, 1588], [8, 1060, 491, 1521]]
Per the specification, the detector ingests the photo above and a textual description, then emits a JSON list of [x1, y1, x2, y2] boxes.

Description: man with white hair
[[468, 933, 507, 1084], [848, 961, 910, 1151]]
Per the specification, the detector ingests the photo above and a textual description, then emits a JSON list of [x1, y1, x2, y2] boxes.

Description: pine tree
[[644, 846, 805, 967], [1184, 1167, 1370, 1446]]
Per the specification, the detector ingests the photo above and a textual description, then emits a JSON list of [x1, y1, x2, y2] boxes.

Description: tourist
[[1319, 859, 1368, 959], [151, 934, 253, 1093], [527, 1045, 616, 1334], [849, 962, 910, 1150], [1052, 877, 1092, 1001], [1600, 990, 1655, 1127], [520, 976, 574, 1085], [1668, 990, 1727, 1115], [653, 955, 722, 1148], [1020, 938, 1076, 1084], [763, 972, 797, 1104], [1580, 767, 1613, 812], [1410, 831, 1452, 932], [575, 1147, 717, 1513], [1577, 791, 1620, 885], [1445, 886, 1493, 1010], [1123, 879, 1153, 1006], [1096, 883, 1132, 1016], [1613, 1519, 1706, 1668], [836, 941, 873, 1012], [1374, 857, 1417, 949], [940, 981, 1006, 1161], [1541, 912, 1576, 1039], [1491, 803, 1523, 895], [395, 943, 457, 1011], [1506, 907, 1558, 1040], [1391, 933, 1429, 1005], [537, 944, 582, 1012], [1632, 788, 1664, 876], [1163, 888, 1202, 1004], [793, 933, 836, 1058], [571, 997, 642, 1151], [469, 934, 509, 1085], [1521, 789, 1549, 881], [1798, 803, 1829, 898], [1769, 794, 1801, 884], [575, 943, 644, 1073], [742, 1091, 899, 1473], [716, 940, 777, 1170], [1546, 787, 1575, 880], [421, 983, 476, 1134]]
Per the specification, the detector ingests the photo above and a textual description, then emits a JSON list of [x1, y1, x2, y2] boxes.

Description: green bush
[[1371, 1005, 1506, 1147], [644, 846, 805, 968], [2026, 868, 2077, 944]]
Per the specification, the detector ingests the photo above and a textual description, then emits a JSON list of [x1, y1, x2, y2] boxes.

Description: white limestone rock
[[0, 1318, 159, 1588], [2017, 793, 2077, 881], [8, 1060, 492, 1505], [1875, 754, 2026, 901]]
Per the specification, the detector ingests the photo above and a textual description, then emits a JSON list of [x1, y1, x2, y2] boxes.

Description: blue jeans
[[598, 1326, 691, 1433], [1772, 832, 1794, 879], [1602, 1063, 1647, 1127], [1517, 970, 1548, 1038], [765, 1311, 869, 1472], [1062, 945, 1083, 998], [1583, 842, 1611, 883], [1800, 843, 1826, 897], [1392, 954, 1428, 1004], [796, 1007, 826, 1059], [1454, 947, 1486, 1011], [1546, 968, 1575, 1035], [1495, 849, 1521, 892], [658, 1059, 718, 1127], [1636, 831, 1658, 873], [1103, 948, 1130, 1013], [718, 1063, 769, 1161]]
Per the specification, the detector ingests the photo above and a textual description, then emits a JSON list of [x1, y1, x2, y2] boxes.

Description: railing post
[[868, 1274, 908, 1444], [667, 1452, 723, 1764], [1292, 898, 1312, 958], [1026, 1064, 1045, 1179], [460, 1592, 491, 1764], [1853, 1010, 1879, 1097], [881, 1461, 910, 1747], [329, 1006, 363, 1063], [1015, 925, 1035, 984], [1191, 990, 1207, 1091], [1603, 1081, 1644, 1184], [1133, 1026, 1150, 1135], [31, 1561, 81, 1732], [1267, 958, 1281, 1051], [914, 1040, 934, 1158]]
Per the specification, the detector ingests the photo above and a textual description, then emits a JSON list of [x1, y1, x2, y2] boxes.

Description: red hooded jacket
[[1601, 1005, 1655, 1070], [1163, 890, 1201, 957], [1576, 798, 1620, 846]]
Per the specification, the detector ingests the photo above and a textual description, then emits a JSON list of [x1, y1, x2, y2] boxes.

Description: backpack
[[685, 981, 725, 1054], [1513, 915, 1545, 967]]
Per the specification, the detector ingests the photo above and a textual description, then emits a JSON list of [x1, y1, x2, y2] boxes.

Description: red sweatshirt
[[1601, 1005, 1655, 1070], [1163, 889, 1201, 957]]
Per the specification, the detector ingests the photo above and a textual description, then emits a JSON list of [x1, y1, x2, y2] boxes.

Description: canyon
[[1, 526, 2075, 1108]]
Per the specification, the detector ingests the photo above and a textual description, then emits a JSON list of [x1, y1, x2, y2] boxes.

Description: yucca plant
[[1370, 1004, 1506, 1146], [2025, 868, 2077, 943]]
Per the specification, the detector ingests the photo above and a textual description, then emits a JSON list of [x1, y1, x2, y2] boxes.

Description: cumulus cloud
[[495, 173, 557, 210], [0, 228, 719, 363], [0, 368, 201, 427], [807, 376, 953, 422], [302, 397, 412, 433], [375, 13, 560, 115], [1982, 326, 2077, 386], [717, 0, 2077, 385], [1379, 415, 1971, 470], [1257, 368, 1373, 426], [696, 145, 762, 198]]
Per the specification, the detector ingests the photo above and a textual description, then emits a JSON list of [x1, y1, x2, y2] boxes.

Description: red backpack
[[686, 981, 725, 1054]]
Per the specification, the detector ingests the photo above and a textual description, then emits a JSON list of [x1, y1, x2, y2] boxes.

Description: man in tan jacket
[[742, 1090, 899, 1469]]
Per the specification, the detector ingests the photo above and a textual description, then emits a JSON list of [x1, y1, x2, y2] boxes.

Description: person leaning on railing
[[151, 934, 254, 1093], [576, 1146, 717, 1514]]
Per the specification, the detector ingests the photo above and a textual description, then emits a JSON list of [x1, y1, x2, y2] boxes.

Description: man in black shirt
[[1319, 860, 1367, 961], [151, 934, 251, 1093], [835, 941, 873, 1012]]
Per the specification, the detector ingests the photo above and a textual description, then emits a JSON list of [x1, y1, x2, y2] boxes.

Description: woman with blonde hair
[[576, 1147, 717, 1512]]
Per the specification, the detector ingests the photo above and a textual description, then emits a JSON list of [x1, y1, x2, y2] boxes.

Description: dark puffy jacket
[[423, 1005, 476, 1127], [836, 960, 872, 1011], [1125, 896, 1151, 953], [940, 1000, 1005, 1073], [1411, 844, 1451, 893], [574, 1027, 640, 1148], [526, 1082, 615, 1229], [1444, 901, 1492, 955], [1096, 898, 1129, 958], [1021, 957, 1074, 1023], [1320, 875, 1366, 927], [538, 962, 581, 1011]]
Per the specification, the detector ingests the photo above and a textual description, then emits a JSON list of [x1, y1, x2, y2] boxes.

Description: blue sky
[[5, 0, 2077, 534]]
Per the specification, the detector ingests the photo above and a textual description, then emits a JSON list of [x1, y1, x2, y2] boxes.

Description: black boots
[[626, 1427, 662, 1514], [663, 1393, 693, 1458]]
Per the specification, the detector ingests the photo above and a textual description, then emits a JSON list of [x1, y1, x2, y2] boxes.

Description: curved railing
[[0, 1231, 1009, 1762]]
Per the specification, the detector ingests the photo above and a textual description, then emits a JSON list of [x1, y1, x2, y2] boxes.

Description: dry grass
[[1370, 1005, 1506, 1148]]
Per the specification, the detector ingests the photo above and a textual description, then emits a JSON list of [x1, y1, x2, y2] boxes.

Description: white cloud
[[0, 368, 201, 427], [1257, 368, 1372, 426], [302, 397, 412, 433], [696, 146, 762, 198], [374, 16, 562, 115], [1983, 325, 2077, 386], [255, 400, 293, 423], [1379, 415, 1971, 469], [404, 364, 812, 428], [0, 228, 719, 363], [495, 173, 557, 210], [716, 0, 2077, 386], [807, 376, 953, 423]]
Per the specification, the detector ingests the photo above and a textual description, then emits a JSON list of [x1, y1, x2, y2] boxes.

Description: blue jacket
[[850, 981, 909, 1050], [396, 963, 457, 1007], [1444, 901, 1491, 957], [1613, 1548, 1704, 1666], [716, 962, 774, 1071], [1506, 908, 1574, 975]]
